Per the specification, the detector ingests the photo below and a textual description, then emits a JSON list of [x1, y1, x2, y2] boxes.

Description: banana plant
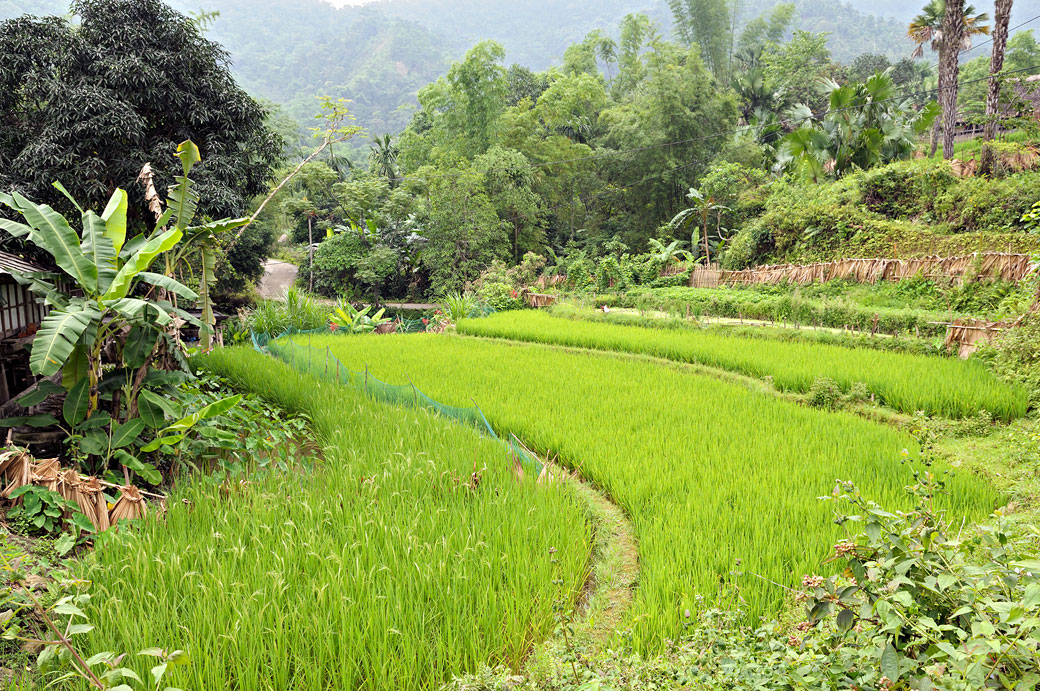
[[0, 140, 242, 484], [329, 299, 391, 334], [156, 142, 249, 351]]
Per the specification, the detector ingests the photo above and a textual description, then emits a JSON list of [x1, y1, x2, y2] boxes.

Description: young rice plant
[[457, 311, 1028, 420], [73, 349, 591, 690], [281, 332, 1001, 652]]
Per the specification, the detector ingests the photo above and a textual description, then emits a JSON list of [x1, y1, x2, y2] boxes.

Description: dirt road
[[258, 260, 298, 299]]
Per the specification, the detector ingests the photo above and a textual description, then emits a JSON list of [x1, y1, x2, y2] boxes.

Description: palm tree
[[981, 0, 1014, 174], [908, 0, 990, 158], [908, 0, 990, 59], [665, 188, 728, 266], [370, 134, 399, 187]]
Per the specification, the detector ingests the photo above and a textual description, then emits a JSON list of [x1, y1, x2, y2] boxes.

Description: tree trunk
[[930, 116, 941, 158], [939, 0, 965, 160], [980, 0, 1013, 175], [701, 210, 710, 266], [308, 215, 314, 292]]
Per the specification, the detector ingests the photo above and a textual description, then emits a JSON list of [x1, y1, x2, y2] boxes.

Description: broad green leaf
[[176, 140, 201, 176], [166, 179, 199, 231], [0, 414, 60, 427], [141, 433, 185, 453], [80, 210, 117, 293], [123, 325, 160, 369], [107, 298, 171, 326], [137, 272, 198, 300], [13, 192, 97, 293], [0, 217, 37, 241], [30, 307, 97, 376], [880, 643, 900, 682], [6, 268, 65, 306], [62, 379, 90, 426], [14, 381, 65, 407], [113, 450, 161, 485], [185, 217, 249, 238], [199, 239, 217, 349], [119, 233, 147, 261], [75, 411, 112, 430], [103, 228, 183, 301], [150, 663, 168, 687], [52, 602, 86, 618], [101, 188, 128, 255], [138, 390, 167, 428], [111, 418, 146, 449], [62, 344, 89, 388], [51, 182, 83, 213], [162, 395, 241, 434]]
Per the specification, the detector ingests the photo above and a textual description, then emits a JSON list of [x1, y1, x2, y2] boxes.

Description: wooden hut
[[0, 251, 49, 406]]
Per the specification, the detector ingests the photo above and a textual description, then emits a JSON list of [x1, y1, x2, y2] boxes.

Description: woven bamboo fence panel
[[718, 253, 1033, 287]]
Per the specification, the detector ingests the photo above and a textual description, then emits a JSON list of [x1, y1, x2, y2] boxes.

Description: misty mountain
[[4, 0, 1037, 145]]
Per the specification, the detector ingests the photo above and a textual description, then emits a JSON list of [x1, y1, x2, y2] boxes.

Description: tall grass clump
[[75, 349, 591, 691], [245, 285, 330, 336], [287, 333, 1001, 653], [458, 311, 1029, 420]]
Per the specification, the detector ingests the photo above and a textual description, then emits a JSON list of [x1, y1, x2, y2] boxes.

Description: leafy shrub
[[845, 381, 870, 404], [981, 312, 1040, 404], [476, 282, 524, 311], [860, 159, 957, 219], [807, 376, 841, 409], [307, 232, 367, 297], [930, 171, 1040, 232], [689, 475, 1040, 690]]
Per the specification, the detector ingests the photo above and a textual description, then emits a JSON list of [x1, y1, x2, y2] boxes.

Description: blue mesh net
[[251, 328, 543, 474]]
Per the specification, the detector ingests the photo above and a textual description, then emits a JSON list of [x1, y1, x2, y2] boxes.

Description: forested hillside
[[0, 0, 935, 143]]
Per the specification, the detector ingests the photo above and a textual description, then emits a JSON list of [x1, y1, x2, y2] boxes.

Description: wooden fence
[[713, 253, 1034, 287]]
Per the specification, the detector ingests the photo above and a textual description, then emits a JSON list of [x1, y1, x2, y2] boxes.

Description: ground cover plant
[[614, 286, 974, 337], [278, 332, 1000, 652], [458, 311, 1029, 421], [549, 302, 949, 356], [65, 349, 590, 690]]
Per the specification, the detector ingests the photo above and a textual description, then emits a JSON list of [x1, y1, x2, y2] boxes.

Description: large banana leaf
[[166, 180, 199, 231], [106, 298, 172, 326], [184, 217, 250, 240], [199, 239, 217, 349], [81, 210, 117, 294], [137, 272, 198, 300], [62, 344, 89, 388], [30, 306, 98, 376], [13, 192, 97, 293], [103, 228, 183, 301], [6, 269, 68, 308], [101, 188, 128, 255]]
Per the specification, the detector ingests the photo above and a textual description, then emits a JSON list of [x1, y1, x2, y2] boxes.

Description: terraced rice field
[[75, 349, 591, 690], [457, 310, 1028, 420], [281, 332, 1000, 651]]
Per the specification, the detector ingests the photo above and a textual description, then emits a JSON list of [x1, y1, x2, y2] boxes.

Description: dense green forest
[[3, 0, 1002, 148]]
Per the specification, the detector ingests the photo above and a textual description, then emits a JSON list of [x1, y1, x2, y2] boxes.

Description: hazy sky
[[324, 0, 379, 5]]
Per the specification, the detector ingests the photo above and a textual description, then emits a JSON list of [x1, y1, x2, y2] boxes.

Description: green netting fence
[[250, 328, 544, 474]]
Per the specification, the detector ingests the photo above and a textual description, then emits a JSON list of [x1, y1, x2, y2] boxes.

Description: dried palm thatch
[[75, 477, 110, 532], [55, 468, 83, 518], [31, 457, 60, 493], [0, 449, 32, 499], [526, 293, 557, 308], [721, 253, 1034, 287], [109, 485, 147, 523]]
